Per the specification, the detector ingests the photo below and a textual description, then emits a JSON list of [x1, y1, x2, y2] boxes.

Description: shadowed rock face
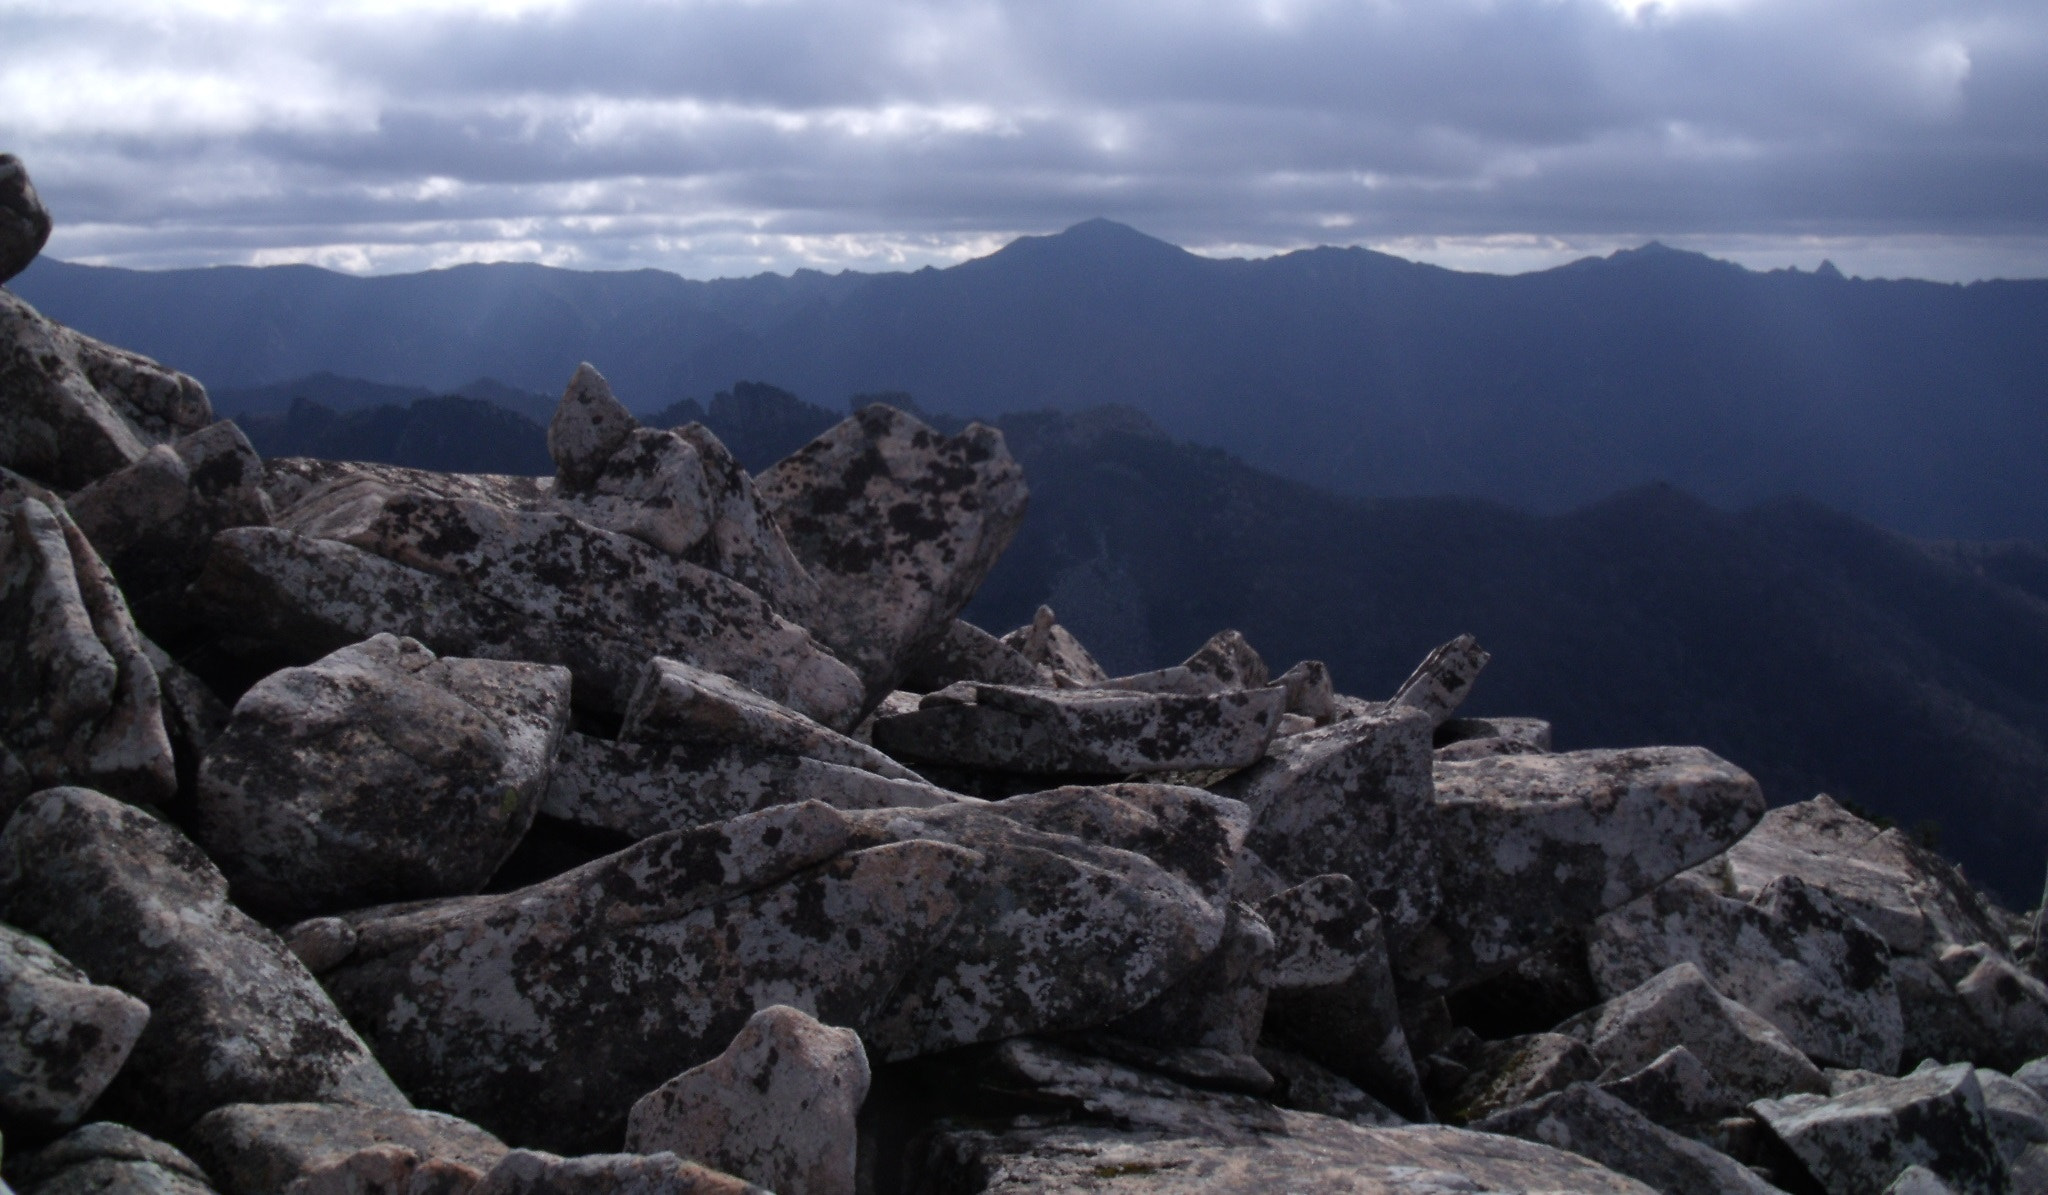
[[0, 922, 151, 1130], [0, 787, 409, 1135], [1753, 1064, 2009, 1195], [0, 154, 53, 284], [758, 405, 1030, 713]]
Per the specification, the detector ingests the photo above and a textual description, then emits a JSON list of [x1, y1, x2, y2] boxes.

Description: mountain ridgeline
[[224, 381, 2048, 905], [15, 221, 2048, 540]]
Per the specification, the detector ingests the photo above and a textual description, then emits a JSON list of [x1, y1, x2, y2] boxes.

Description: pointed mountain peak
[[979, 219, 1195, 270]]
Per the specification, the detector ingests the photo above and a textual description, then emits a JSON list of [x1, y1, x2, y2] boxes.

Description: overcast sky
[[3, 0, 2045, 281]]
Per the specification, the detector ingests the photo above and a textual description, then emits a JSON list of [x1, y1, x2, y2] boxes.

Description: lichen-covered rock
[[873, 682, 1286, 776], [1215, 707, 1436, 942], [0, 922, 150, 1129], [624, 1005, 868, 1195], [1597, 1046, 1744, 1139], [670, 423, 821, 618], [1106, 902, 1273, 1059], [1752, 1063, 2009, 1195], [0, 787, 408, 1134], [312, 787, 1240, 1151], [472, 1149, 762, 1195], [1, 154, 52, 285], [1255, 874, 1428, 1120], [65, 421, 271, 634], [1470, 1083, 1782, 1195], [1975, 1068, 2048, 1164], [263, 458, 549, 519], [1, 495, 176, 813], [0, 290, 212, 492], [548, 426, 714, 557], [190, 634, 571, 919], [1589, 871, 1903, 1072], [757, 406, 1028, 710], [1253, 1044, 1405, 1126], [1438, 1033, 1602, 1124], [546, 364, 637, 492], [1911, 945, 2048, 1073], [539, 731, 958, 843], [619, 656, 915, 781], [1178, 630, 1270, 692], [1388, 634, 1489, 726], [1401, 747, 1765, 995], [900, 618, 1049, 692], [186, 1103, 509, 1195], [1558, 963, 1826, 1105], [1700, 794, 2005, 958], [915, 1114, 1660, 1193], [1273, 659, 1335, 723], [137, 636, 230, 798], [1001, 605, 1107, 683], [8, 1123, 215, 1195]]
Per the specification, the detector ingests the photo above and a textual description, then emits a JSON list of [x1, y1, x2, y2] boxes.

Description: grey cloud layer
[[2, 0, 2045, 277]]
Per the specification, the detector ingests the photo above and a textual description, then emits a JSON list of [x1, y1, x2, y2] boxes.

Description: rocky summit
[[4, 159, 2048, 1195]]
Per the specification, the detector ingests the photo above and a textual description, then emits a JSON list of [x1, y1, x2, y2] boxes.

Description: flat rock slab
[[625, 1005, 868, 1195], [1, 289, 212, 491], [1559, 962, 1825, 1105], [1699, 794, 2005, 959], [540, 731, 959, 842], [1590, 871, 1903, 1072], [313, 786, 1241, 1151], [1, 494, 176, 812], [757, 405, 1029, 710], [0, 787, 408, 1135], [472, 1149, 763, 1195], [187, 1102, 509, 1195], [1401, 746, 1765, 995], [1753, 1062, 2009, 1195], [917, 1114, 1659, 1194], [873, 682, 1286, 775], [1472, 1082, 1781, 1195], [0, 921, 151, 1128], [1215, 707, 1436, 946], [191, 634, 571, 920], [621, 656, 915, 780], [901, 618, 1050, 691]]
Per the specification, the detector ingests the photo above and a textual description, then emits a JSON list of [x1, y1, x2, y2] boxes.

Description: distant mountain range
[[14, 222, 2048, 539], [227, 382, 2048, 906]]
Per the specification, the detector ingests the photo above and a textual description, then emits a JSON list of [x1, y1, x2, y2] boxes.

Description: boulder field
[[5, 158, 2048, 1195]]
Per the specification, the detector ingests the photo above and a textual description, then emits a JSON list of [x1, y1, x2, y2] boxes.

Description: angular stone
[[1589, 871, 1903, 1072], [1180, 630, 1269, 691], [547, 364, 637, 491], [1924, 945, 2048, 1073], [1, 495, 176, 813], [137, 636, 230, 797], [263, 457, 549, 519], [199, 483, 862, 724], [620, 657, 915, 781], [1472, 1083, 1782, 1195], [873, 682, 1285, 775], [187, 1103, 508, 1195], [1, 290, 212, 491], [915, 1115, 1659, 1194], [65, 421, 271, 633], [472, 1150, 761, 1195], [1215, 708, 1436, 945], [1753, 1063, 2008, 1195], [1402, 747, 1766, 995], [539, 732, 957, 842], [947, 1036, 1290, 1139], [1107, 902, 1272, 1058], [1888, 1166, 1964, 1195], [1433, 716, 1553, 762], [2016, 1058, 2048, 1104], [1558, 963, 1826, 1104], [1273, 659, 1335, 723], [1078, 1034, 1275, 1094], [757, 405, 1028, 710], [548, 426, 714, 557], [671, 423, 820, 619], [1439, 1033, 1602, 1124], [1256, 874, 1428, 1120], [0, 787, 408, 1134], [190, 635, 570, 919], [1001, 605, 1107, 683], [1253, 1044, 1405, 1126], [1598, 1046, 1744, 1138], [1976, 1068, 2048, 1164], [1, 154, 52, 284], [1388, 634, 1489, 726], [900, 618, 1048, 692], [8, 1123, 214, 1195], [0, 922, 150, 1128], [315, 787, 1240, 1151], [1703, 794, 2005, 958], [624, 1005, 868, 1195]]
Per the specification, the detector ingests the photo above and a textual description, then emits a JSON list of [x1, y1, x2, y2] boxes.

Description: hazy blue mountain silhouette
[[219, 381, 2048, 904], [14, 222, 2048, 538]]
